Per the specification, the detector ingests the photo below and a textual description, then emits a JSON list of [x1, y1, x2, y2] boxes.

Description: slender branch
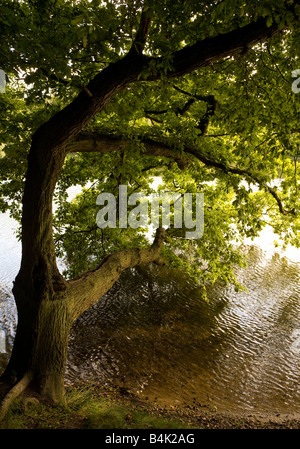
[[39, 68, 93, 97], [184, 146, 297, 216], [144, 98, 195, 118], [145, 85, 218, 134], [266, 43, 291, 84], [173, 85, 215, 103], [176, 98, 195, 115]]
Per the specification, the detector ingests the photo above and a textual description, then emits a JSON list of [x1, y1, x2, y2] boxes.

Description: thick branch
[[33, 12, 291, 153], [145, 87, 218, 132], [67, 227, 167, 319], [146, 17, 282, 80], [68, 131, 296, 216], [67, 132, 190, 169]]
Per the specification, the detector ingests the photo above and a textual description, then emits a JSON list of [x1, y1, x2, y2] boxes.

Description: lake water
[[1, 211, 300, 415]]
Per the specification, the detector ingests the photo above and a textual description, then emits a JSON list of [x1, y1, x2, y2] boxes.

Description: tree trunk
[[2, 290, 72, 403], [1, 134, 70, 402], [29, 296, 72, 402]]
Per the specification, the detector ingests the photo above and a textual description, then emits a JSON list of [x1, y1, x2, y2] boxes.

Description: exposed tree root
[[0, 371, 33, 422]]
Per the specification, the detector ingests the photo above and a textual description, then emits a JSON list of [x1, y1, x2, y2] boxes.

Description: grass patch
[[0, 386, 191, 430]]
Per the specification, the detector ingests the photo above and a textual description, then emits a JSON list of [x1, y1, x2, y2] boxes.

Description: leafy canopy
[[1, 0, 300, 294]]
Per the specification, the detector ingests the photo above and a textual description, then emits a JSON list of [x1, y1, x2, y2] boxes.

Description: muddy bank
[[1, 378, 299, 429], [82, 383, 300, 429]]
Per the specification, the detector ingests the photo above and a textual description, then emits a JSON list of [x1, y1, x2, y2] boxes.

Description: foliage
[[1, 0, 300, 291]]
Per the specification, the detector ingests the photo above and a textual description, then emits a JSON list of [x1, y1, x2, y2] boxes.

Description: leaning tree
[[0, 0, 300, 414]]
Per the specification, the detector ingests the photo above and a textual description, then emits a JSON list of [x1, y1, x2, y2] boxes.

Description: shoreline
[[1, 380, 300, 429], [83, 383, 300, 430]]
